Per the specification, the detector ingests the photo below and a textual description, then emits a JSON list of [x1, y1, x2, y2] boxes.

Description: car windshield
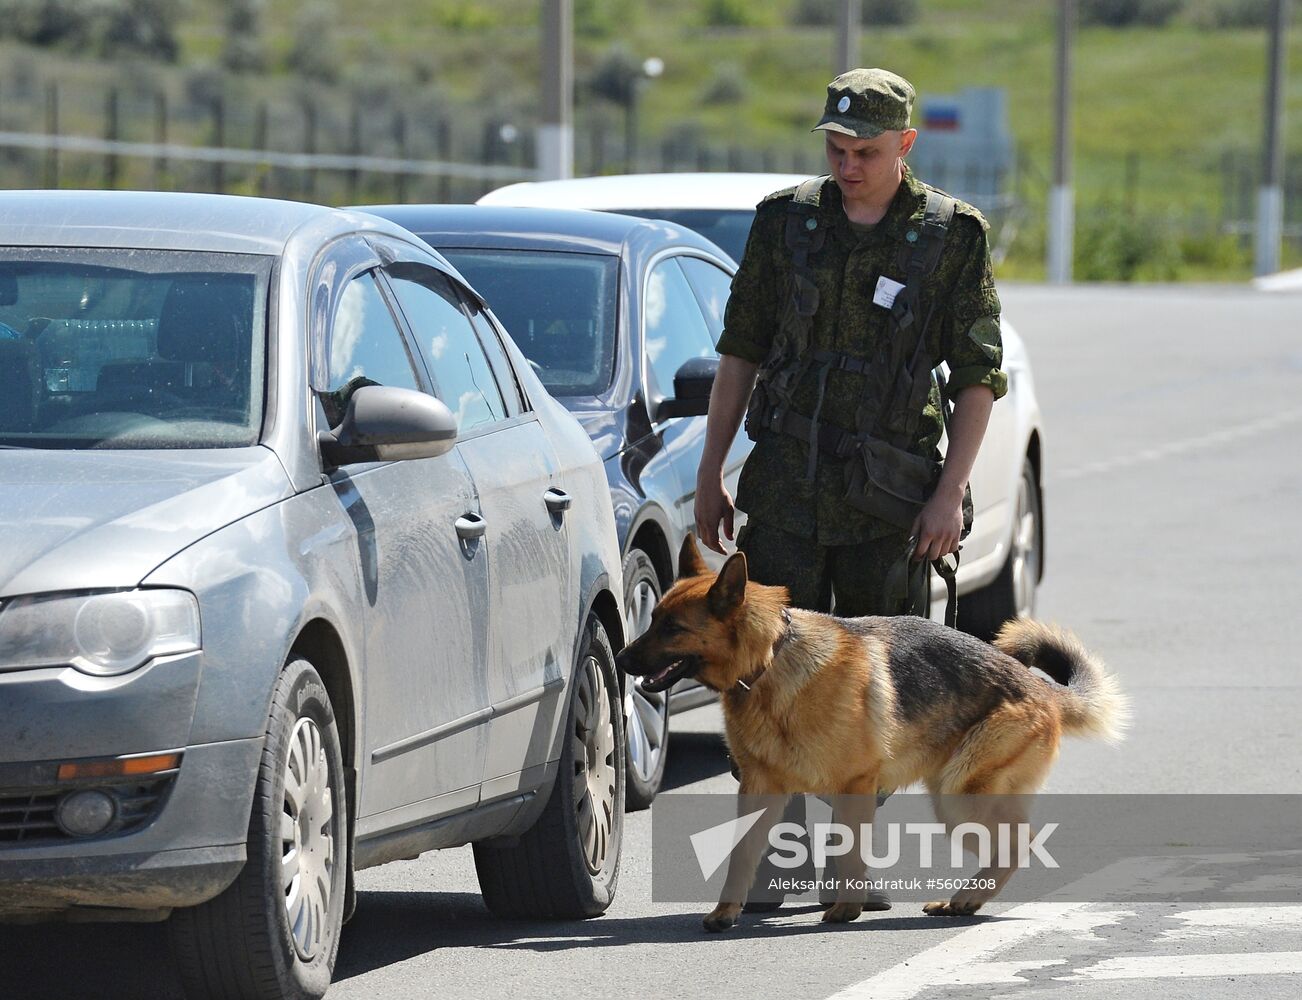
[[611, 209, 755, 264], [438, 248, 619, 397], [0, 248, 271, 450]]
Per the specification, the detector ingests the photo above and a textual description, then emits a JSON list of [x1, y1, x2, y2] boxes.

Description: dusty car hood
[[0, 447, 293, 598]]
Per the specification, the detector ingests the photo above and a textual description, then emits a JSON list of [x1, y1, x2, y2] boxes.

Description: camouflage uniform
[[716, 75, 1007, 616]]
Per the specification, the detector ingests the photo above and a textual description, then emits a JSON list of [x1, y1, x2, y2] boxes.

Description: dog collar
[[732, 608, 792, 696]]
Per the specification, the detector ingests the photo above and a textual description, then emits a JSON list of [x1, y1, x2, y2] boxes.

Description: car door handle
[[544, 488, 572, 514], [455, 513, 487, 540]]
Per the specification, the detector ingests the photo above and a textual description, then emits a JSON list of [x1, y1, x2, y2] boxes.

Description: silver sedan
[[0, 191, 627, 999]]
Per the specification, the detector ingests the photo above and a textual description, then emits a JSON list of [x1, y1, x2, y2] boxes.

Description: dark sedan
[[357, 205, 748, 808]]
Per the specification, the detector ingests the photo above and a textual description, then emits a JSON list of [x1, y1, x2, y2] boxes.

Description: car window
[[440, 248, 618, 398], [678, 256, 733, 345], [612, 208, 755, 264], [464, 300, 526, 415], [0, 248, 270, 450], [644, 257, 715, 401], [384, 265, 506, 434], [320, 270, 421, 428]]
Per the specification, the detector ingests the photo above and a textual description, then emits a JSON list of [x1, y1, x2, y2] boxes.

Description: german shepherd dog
[[616, 534, 1127, 932]]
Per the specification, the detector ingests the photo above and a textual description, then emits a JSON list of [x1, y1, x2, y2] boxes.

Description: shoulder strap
[[793, 175, 827, 207], [889, 190, 956, 335], [783, 175, 830, 322]]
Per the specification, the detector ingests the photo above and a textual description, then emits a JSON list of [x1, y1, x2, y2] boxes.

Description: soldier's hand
[[694, 477, 736, 555], [911, 488, 964, 563]]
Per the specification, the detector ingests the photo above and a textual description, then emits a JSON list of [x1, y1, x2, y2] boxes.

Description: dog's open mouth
[[639, 657, 698, 694]]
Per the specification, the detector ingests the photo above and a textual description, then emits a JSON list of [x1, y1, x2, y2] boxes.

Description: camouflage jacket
[[716, 168, 1007, 546]]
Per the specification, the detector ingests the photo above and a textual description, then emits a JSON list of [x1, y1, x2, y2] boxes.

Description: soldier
[[695, 67, 1007, 620], [694, 68, 1008, 914]]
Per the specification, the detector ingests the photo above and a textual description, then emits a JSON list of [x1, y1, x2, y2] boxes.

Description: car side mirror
[[318, 385, 458, 467], [656, 355, 718, 420]]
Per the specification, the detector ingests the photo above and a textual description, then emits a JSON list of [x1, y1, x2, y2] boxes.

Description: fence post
[[1124, 152, 1139, 215], [212, 96, 226, 193], [347, 101, 362, 204], [304, 101, 318, 201], [253, 100, 269, 195], [436, 118, 451, 203], [153, 89, 168, 190], [44, 81, 59, 189], [394, 112, 408, 203], [105, 87, 120, 189]]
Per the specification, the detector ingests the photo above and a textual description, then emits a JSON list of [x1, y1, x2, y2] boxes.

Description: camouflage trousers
[[735, 518, 928, 618]]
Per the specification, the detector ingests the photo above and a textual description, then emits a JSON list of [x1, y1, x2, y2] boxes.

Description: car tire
[[621, 549, 669, 811], [960, 457, 1042, 641], [473, 616, 624, 919], [168, 657, 348, 1000]]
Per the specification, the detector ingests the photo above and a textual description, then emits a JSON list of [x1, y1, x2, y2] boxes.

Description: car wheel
[[473, 616, 624, 918], [622, 549, 668, 810], [960, 457, 1042, 641], [168, 657, 347, 1000]]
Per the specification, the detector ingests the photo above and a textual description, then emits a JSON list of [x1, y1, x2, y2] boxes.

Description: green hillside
[[4, 0, 1300, 278]]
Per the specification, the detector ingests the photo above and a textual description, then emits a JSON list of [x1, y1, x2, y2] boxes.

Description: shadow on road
[[5, 725, 1003, 998], [333, 892, 998, 980], [661, 729, 733, 792], [0, 891, 1003, 999], [0, 920, 179, 1000]]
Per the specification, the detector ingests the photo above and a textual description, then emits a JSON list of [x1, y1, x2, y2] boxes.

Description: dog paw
[[703, 903, 742, 932], [822, 901, 864, 923], [922, 898, 984, 917]]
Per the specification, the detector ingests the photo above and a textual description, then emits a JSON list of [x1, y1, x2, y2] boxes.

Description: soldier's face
[[825, 129, 916, 201]]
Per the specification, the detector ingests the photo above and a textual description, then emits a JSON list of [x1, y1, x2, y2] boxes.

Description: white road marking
[[1159, 905, 1302, 941], [1060, 951, 1302, 981], [825, 854, 1302, 1000], [823, 858, 1173, 1000], [823, 901, 1095, 1000], [1055, 407, 1302, 482]]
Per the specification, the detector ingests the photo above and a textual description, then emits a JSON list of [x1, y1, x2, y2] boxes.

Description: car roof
[[477, 173, 815, 212], [0, 189, 418, 255], [353, 203, 732, 260]]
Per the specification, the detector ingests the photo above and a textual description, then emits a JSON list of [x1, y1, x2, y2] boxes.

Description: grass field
[[10, 1, 1302, 278]]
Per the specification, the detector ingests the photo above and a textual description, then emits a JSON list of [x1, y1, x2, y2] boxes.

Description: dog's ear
[[708, 552, 748, 618], [678, 531, 708, 579]]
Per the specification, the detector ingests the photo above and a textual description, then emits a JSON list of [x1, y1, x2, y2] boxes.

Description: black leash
[[932, 549, 959, 628]]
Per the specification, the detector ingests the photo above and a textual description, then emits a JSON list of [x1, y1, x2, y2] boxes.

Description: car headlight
[[0, 589, 201, 677]]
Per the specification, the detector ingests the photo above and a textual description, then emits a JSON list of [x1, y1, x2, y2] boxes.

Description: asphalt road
[[3, 283, 1300, 1000]]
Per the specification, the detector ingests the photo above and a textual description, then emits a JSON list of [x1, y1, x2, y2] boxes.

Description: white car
[[481, 173, 1045, 637]]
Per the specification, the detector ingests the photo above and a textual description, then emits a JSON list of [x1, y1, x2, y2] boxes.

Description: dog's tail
[[993, 620, 1129, 743]]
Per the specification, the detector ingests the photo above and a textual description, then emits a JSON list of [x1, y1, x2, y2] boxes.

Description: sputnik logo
[[689, 808, 767, 880]]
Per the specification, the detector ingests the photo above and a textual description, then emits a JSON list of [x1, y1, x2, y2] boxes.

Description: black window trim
[[641, 249, 721, 421], [373, 261, 524, 441]]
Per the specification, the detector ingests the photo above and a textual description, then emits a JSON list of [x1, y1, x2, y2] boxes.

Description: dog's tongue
[[647, 664, 677, 686]]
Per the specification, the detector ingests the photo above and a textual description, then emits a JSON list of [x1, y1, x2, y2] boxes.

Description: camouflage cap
[[812, 68, 915, 139]]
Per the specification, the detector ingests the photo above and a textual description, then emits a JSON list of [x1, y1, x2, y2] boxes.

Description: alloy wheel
[[281, 716, 335, 961], [1010, 470, 1042, 619], [573, 653, 617, 875], [623, 575, 667, 787]]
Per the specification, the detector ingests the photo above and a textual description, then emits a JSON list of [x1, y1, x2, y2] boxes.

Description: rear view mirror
[[318, 385, 458, 467], [656, 355, 718, 420]]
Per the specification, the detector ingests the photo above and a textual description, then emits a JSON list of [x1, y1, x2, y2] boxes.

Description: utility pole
[[539, 0, 574, 180], [1256, 0, 1290, 277], [1047, 0, 1074, 284], [837, 0, 861, 74]]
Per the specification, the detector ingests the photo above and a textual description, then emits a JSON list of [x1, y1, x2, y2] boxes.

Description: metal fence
[[0, 72, 830, 205]]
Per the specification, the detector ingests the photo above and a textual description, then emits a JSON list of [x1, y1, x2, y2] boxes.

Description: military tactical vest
[[745, 175, 973, 537]]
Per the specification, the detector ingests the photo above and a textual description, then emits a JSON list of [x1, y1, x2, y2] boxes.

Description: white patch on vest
[[873, 276, 906, 309]]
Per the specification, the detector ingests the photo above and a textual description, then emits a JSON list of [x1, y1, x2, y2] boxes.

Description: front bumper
[[0, 736, 262, 920]]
